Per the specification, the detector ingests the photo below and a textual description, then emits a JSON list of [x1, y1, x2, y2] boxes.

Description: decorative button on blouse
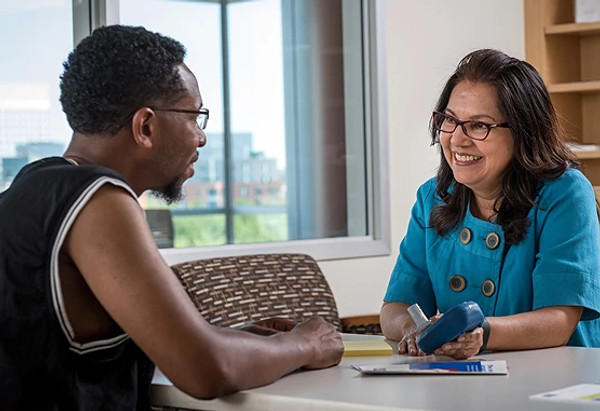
[[482, 279, 496, 297], [485, 232, 500, 250], [459, 227, 472, 244], [449, 275, 466, 292]]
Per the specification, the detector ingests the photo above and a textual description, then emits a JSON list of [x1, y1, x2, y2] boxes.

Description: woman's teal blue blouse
[[384, 168, 600, 347]]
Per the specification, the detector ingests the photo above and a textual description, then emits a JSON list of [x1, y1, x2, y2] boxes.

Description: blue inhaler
[[407, 301, 485, 354]]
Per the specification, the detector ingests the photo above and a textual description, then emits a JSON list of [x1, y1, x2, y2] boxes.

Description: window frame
[[79, 0, 389, 263]]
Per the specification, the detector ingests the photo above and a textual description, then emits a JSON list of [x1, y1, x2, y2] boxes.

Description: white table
[[151, 335, 600, 410]]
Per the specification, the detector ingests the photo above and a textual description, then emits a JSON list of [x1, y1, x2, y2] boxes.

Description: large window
[[0, 0, 389, 261], [0, 2, 73, 189]]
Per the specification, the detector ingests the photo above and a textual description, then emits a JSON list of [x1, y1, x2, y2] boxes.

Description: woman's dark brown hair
[[430, 49, 579, 245]]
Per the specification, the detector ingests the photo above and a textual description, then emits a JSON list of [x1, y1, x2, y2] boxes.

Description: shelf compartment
[[543, 25, 600, 84]]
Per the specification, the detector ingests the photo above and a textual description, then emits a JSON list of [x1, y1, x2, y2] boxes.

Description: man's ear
[[131, 107, 156, 149]]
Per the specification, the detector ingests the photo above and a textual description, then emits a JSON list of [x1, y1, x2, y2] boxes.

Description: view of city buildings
[[180, 132, 286, 208], [0, 83, 64, 189], [0, 98, 286, 208]]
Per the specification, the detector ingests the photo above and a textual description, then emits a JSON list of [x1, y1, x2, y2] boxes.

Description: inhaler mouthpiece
[[407, 303, 432, 334]]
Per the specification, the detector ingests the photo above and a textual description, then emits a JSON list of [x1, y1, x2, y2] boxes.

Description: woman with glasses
[[380, 49, 600, 359]]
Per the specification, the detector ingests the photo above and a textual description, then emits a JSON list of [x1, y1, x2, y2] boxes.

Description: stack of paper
[[342, 339, 393, 357], [530, 384, 600, 404], [351, 360, 508, 375]]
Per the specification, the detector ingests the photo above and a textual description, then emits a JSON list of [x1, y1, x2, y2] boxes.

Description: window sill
[[160, 236, 391, 265]]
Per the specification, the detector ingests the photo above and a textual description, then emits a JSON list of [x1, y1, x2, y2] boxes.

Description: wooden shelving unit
[[525, 0, 600, 186]]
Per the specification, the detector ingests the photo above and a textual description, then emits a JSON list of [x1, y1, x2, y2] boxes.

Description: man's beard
[[151, 178, 185, 205]]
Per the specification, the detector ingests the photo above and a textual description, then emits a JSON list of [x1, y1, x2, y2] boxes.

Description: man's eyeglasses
[[431, 111, 509, 141], [150, 107, 209, 130]]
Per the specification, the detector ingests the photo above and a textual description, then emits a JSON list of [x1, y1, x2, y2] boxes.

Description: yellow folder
[[343, 339, 393, 357]]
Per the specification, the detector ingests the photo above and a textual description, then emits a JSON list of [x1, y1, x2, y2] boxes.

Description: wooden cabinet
[[525, 0, 600, 186]]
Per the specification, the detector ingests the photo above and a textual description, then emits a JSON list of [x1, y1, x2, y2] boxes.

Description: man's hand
[[291, 317, 344, 369], [236, 317, 298, 335]]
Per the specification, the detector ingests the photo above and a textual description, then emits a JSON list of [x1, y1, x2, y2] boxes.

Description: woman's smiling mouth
[[454, 152, 482, 163]]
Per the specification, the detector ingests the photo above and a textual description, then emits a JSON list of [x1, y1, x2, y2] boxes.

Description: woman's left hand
[[433, 327, 484, 359]]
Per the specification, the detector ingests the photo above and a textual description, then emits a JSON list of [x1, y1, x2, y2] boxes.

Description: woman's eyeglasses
[[431, 111, 509, 141]]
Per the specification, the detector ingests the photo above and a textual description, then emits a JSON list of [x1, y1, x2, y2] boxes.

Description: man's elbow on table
[[168, 354, 242, 400]]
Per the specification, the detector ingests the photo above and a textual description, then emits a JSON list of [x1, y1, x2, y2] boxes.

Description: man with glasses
[[0, 25, 343, 410], [381, 48, 600, 359]]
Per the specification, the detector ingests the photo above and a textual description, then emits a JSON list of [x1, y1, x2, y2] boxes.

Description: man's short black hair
[[60, 25, 187, 135]]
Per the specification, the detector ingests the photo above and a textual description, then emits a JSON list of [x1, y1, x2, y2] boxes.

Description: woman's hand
[[397, 326, 427, 356], [397, 313, 442, 356], [433, 327, 484, 359]]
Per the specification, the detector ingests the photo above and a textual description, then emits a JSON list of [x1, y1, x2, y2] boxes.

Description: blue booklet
[[351, 360, 507, 375]]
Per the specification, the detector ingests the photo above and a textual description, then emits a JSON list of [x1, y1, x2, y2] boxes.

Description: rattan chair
[[156, 254, 380, 410], [170, 253, 381, 334]]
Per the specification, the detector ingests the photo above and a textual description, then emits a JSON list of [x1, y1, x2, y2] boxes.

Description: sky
[[0, 0, 73, 148], [0, 0, 287, 168]]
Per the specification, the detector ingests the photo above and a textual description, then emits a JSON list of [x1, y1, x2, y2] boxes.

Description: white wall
[[322, 0, 525, 318]]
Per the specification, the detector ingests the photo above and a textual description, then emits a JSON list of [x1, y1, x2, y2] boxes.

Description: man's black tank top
[[0, 157, 154, 410]]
